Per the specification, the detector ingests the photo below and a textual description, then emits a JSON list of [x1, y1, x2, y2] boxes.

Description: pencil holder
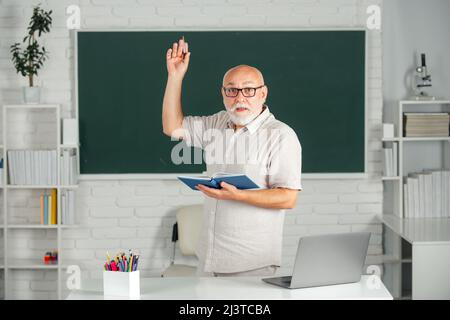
[[103, 270, 140, 299]]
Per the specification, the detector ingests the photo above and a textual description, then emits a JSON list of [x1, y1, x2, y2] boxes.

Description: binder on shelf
[[51, 188, 57, 225], [39, 150, 45, 185], [408, 178, 415, 218], [443, 171, 450, 218], [431, 171, 442, 218], [417, 174, 424, 218], [50, 150, 55, 185], [61, 190, 75, 225], [60, 149, 78, 185], [61, 192, 66, 225], [7, 150, 59, 185], [19, 150, 25, 185], [39, 189, 58, 225], [40, 195, 44, 224], [383, 147, 394, 177], [403, 183, 409, 218], [383, 142, 398, 177], [48, 192, 53, 224], [26, 150, 32, 185], [64, 150, 69, 185], [70, 190, 75, 224], [43, 193, 49, 225], [47, 151, 51, 185], [70, 155, 77, 184], [32, 150, 37, 184], [424, 172, 433, 218], [404, 170, 450, 219], [392, 142, 398, 176]]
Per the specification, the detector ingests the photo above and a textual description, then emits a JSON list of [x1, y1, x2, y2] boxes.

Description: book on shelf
[[51, 189, 57, 225], [403, 170, 450, 218], [383, 148, 392, 177], [49, 192, 53, 224], [61, 190, 75, 225], [418, 173, 425, 218], [393, 142, 398, 176], [405, 174, 419, 218], [40, 189, 57, 225], [7, 150, 57, 185], [404, 183, 408, 219], [443, 171, 450, 218], [403, 112, 450, 137], [383, 142, 398, 177], [60, 149, 78, 185], [40, 195, 44, 224], [19, 150, 25, 184], [26, 150, 32, 185], [431, 171, 442, 218]]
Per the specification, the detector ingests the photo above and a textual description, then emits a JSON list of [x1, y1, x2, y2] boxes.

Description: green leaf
[[10, 3, 52, 78]]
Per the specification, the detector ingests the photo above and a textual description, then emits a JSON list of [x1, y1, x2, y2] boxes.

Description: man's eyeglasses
[[222, 85, 265, 98]]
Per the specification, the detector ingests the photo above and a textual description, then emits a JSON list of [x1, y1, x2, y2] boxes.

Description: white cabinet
[[382, 100, 450, 300], [1, 104, 79, 300]]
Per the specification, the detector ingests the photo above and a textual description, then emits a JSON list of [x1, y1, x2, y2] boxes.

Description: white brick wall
[[0, 0, 384, 299]]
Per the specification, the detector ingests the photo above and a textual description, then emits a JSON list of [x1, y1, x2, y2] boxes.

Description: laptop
[[263, 232, 371, 289]]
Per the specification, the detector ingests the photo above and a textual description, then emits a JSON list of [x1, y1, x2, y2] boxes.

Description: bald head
[[221, 64, 268, 129], [222, 65, 265, 87]]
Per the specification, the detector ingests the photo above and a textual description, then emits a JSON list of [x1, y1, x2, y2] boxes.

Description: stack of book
[[403, 170, 450, 218], [60, 149, 78, 185], [40, 189, 57, 225], [61, 190, 75, 225], [383, 142, 398, 177], [403, 113, 450, 137], [7, 150, 57, 185]]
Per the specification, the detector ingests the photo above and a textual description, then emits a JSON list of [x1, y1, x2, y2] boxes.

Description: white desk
[[66, 275, 392, 300], [383, 215, 450, 299]]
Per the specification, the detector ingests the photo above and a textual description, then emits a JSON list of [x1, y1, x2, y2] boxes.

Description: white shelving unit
[[382, 100, 450, 300], [1, 104, 79, 300]]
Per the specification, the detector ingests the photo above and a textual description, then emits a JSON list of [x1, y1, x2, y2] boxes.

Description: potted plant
[[10, 4, 52, 104]]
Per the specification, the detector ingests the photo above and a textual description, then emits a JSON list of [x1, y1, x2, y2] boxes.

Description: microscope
[[410, 53, 435, 100]]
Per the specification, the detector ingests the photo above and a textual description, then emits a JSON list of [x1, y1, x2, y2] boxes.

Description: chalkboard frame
[[74, 28, 368, 180]]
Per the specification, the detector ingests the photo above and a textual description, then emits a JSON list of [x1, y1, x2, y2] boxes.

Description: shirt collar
[[227, 105, 272, 134]]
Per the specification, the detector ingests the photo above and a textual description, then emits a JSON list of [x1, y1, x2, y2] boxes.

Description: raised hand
[[166, 36, 190, 79]]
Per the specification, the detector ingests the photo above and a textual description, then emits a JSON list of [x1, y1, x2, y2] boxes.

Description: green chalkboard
[[77, 31, 365, 174]]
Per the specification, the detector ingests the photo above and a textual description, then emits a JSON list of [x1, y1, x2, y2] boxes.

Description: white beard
[[226, 102, 259, 126]]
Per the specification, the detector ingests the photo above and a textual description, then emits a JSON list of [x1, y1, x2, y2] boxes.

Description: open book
[[177, 172, 260, 190]]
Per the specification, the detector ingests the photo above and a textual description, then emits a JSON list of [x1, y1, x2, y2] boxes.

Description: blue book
[[178, 173, 260, 191], [44, 195, 48, 225]]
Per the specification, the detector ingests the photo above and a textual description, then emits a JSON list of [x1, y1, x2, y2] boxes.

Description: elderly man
[[162, 37, 302, 277]]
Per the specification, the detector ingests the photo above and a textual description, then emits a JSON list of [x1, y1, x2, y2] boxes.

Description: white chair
[[161, 204, 203, 277]]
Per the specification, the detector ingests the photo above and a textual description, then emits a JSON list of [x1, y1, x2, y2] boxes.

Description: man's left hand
[[196, 182, 242, 201]]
